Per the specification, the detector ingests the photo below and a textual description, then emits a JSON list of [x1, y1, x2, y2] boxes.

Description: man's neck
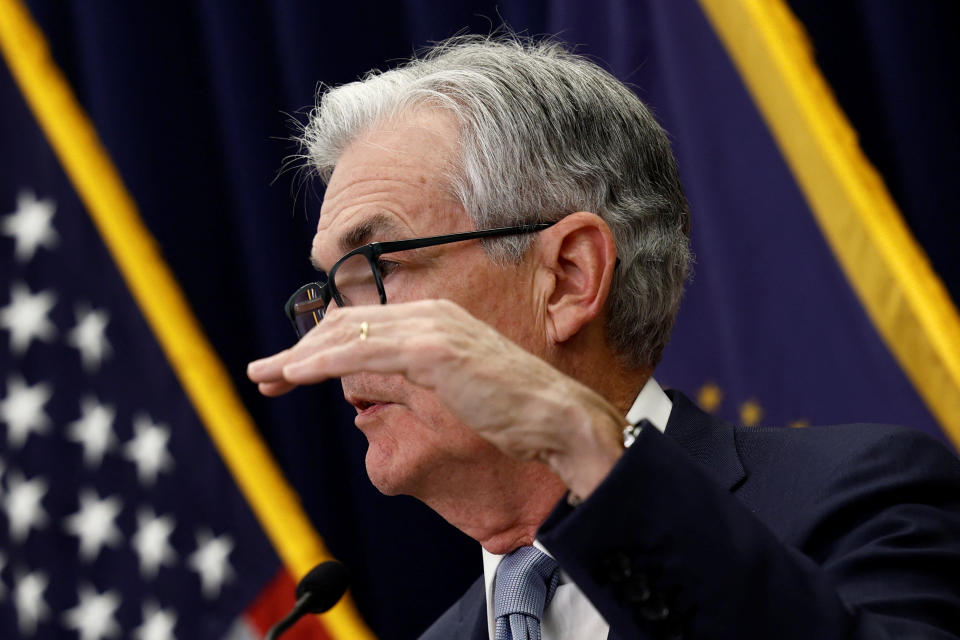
[[417, 456, 568, 555], [550, 329, 652, 416], [417, 353, 650, 554]]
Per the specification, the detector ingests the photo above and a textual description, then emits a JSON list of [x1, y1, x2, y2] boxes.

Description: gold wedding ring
[[359, 321, 369, 341]]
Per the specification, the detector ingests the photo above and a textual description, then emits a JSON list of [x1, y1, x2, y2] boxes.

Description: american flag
[[0, 37, 291, 640]]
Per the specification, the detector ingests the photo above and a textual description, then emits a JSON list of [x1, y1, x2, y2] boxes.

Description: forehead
[[312, 110, 468, 262]]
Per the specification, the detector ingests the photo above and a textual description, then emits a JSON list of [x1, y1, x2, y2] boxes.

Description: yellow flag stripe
[[0, 1, 374, 636], [698, 0, 960, 448]]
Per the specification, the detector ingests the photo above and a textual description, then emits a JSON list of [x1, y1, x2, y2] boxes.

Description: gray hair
[[298, 34, 691, 368]]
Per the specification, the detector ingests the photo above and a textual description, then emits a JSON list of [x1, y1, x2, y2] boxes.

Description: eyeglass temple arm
[[367, 222, 554, 255]]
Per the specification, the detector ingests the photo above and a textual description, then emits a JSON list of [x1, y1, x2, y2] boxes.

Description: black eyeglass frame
[[285, 222, 555, 337]]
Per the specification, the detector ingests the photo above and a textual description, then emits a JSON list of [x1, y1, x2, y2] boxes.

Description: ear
[[536, 212, 618, 344]]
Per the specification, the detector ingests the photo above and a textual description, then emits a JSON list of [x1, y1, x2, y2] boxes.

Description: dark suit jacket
[[419, 391, 960, 639]]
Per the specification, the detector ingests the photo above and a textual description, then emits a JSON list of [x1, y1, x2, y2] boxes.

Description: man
[[247, 36, 960, 639]]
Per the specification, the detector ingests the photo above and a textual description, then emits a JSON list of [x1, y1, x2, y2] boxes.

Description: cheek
[[363, 389, 487, 458], [458, 270, 537, 346], [357, 384, 451, 451], [360, 394, 488, 494]]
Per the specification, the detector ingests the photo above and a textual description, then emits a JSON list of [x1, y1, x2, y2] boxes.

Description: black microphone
[[265, 561, 350, 640]]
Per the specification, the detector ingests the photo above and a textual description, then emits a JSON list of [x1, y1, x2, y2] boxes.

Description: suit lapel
[[663, 390, 746, 492], [469, 595, 488, 640], [459, 577, 488, 640], [417, 577, 487, 639]]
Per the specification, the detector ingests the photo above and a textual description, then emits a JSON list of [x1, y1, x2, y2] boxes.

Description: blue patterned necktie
[[494, 546, 561, 640]]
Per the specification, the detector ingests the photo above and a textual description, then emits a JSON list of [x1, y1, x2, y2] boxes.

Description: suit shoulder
[[735, 421, 956, 470], [731, 422, 960, 543], [734, 422, 960, 506]]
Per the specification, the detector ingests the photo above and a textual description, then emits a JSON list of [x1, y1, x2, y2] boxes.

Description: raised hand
[[247, 299, 625, 498]]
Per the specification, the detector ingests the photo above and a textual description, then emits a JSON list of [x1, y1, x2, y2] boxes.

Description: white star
[[62, 584, 121, 640], [132, 601, 177, 640], [13, 569, 49, 635], [2, 471, 48, 542], [0, 376, 52, 449], [2, 190, 58, 262], [187, 529, 235, 599], [66, 306, 112, 372], [63, 489, 124, 563], [67, 397, 117, 468], [131, 508, 177, 579], [0, 282, 57, 355], [123, 415, 174, 486]]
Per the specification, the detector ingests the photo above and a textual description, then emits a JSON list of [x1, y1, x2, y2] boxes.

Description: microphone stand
[[265, 593, 311, 640]]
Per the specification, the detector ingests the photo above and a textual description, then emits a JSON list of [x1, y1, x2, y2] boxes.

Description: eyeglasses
[[285, 222, 554, 338]]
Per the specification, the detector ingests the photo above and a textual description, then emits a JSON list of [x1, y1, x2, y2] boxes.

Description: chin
[[362, 435, 426, 497], [364, 453, 403, 496]]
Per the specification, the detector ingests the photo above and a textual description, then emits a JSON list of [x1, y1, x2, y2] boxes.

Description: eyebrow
[[310, 213, 401, 271], [339, 213, 400, 253]]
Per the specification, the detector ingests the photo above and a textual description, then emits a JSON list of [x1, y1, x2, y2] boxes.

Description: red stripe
[[245, 567, 334, 640]]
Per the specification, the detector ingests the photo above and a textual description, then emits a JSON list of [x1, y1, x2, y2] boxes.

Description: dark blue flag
[[0, 2, 371, 638], [0, 37, 276, 640]]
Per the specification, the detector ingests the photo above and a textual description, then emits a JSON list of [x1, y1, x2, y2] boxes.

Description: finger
[[249, 315, 384, 388], [287, 300, 467, 360], [247, 349, 292, 382], [281, 338, 415, 385], [257, 380, 298, 397], [281, 343, 373, 384], [321, 298, 467, 327], [262, 300, 474, 386]]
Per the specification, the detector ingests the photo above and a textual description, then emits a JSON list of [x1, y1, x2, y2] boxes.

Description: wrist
[[542, 388, 627, 502]]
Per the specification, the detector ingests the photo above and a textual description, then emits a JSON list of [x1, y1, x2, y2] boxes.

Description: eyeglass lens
[[290, 253, 384, 337], [331, 253, 383, 308], [290, 284, 326, 337]]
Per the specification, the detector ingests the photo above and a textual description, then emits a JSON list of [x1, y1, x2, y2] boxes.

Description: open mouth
[[348, 396, 393, 415], [344, 383, 398, 417]]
